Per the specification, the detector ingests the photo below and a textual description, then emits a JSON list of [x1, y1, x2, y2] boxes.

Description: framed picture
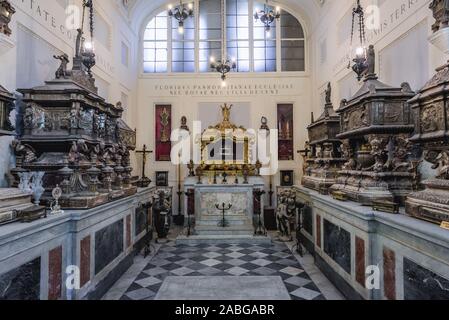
[[280, 170, 294, 187], [155, 171, 169, 187]]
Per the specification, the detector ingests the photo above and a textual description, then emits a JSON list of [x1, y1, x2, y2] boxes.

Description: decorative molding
[[428, 27, 449, 54]]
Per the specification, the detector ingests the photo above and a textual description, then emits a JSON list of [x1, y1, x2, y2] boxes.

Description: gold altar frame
[[198, 104, 256, 174]]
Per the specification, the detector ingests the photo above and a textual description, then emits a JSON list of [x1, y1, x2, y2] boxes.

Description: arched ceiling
[[128, 0, 325, 38]]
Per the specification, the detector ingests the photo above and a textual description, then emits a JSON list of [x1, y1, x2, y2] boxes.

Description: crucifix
[[136, 144, 153, 188]]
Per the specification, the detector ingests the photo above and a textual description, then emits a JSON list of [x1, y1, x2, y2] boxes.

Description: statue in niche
[[53, 54, 70, 79], [69, 106, 79, 130], [369, 137, 387, 172], [23, 107, 33, 130]]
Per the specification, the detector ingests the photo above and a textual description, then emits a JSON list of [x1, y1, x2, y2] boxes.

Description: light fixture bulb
[[210, 56, 215, 63], [168, 4, 173, 10], [221, 80, 227, 88], [276, 6, 281, 13], [178, 25, 184, 34], [187, 3, 193, 9], [355, 46, 365, 57], [84, 41, 94, 51]]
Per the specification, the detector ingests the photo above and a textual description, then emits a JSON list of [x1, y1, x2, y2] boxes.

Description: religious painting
[[156, 171, 169, 187], [280, 170, 294, 186], [277, 104, 294, 160], [155, 105, 172, 161]]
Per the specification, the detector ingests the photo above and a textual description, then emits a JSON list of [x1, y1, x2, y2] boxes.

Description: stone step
[[0, 189, 33, 213], [176, 234, 272, 246], [195, 224, 254, 236]]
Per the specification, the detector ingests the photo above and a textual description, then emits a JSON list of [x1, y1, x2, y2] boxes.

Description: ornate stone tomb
[[406, 61, 449, 224], [329, 46, 419, 205], [10, 37, 137, 209], [302, 83, 345, 194]]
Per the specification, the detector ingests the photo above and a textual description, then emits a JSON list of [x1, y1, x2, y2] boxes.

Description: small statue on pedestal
[[153, 191, 171, 243], [49, 185, 64, 216], [276, 191, 295, 242]]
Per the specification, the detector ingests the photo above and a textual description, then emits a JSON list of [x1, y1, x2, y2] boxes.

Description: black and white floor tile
[[120, 241, 325, 301]]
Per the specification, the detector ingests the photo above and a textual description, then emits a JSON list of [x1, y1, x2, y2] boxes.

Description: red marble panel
[[126, 215, 131, 248], [48, 246, 62, 300], [383, 247, 396, 300], [355, 237, 366, 287], [80, 235, 91, 287], [316, 214, 321, 248]]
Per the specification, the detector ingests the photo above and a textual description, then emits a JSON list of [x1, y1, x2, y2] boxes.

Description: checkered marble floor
[[120, 241, 325, 301]]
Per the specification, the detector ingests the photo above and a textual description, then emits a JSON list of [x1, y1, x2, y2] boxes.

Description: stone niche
[[302, 83, 345, 194], [405, 61, 449, 224], [10, 49, 137, 209], [329, 46, 419, 206]]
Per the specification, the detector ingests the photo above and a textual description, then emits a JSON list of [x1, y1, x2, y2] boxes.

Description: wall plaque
[[155, 105, 172, 161], [277, 104, 294, 161]]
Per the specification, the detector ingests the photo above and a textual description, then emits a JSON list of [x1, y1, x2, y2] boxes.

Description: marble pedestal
[[182, 176, 268, 242], [292, 185, 449, 300]]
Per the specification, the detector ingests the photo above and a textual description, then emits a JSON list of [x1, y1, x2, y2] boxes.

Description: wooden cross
[[136, 144, 153, 181]]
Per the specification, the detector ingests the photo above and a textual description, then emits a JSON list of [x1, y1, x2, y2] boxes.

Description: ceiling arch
[[128, 0, 324, 38]]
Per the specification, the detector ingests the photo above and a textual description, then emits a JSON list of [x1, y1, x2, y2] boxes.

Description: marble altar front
[[183, 176, 265, 237]]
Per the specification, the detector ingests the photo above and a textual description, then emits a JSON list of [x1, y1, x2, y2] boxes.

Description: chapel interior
[[0, 0, 448, 301]]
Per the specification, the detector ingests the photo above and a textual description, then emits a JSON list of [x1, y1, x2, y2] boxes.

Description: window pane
[[227, 40, 249, 72], [172, 41, 195, 72], [200, 0, 222, 41], [199, 41, 221, 72], [227, 0, 249, 72], [281, 40, 305, 71], [281, 11, 304, 39], [143, 12, 168, 73]]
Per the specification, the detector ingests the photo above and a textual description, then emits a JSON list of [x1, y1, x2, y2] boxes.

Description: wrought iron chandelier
[[168, 1, 194, 34], [210, 56, 236, 85], [349, 0, 368, 81], [81, 0, 96, 77], [254, 0, 281, 35]]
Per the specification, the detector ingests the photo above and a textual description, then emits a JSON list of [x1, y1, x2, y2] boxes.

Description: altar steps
[[195, 224, 254, 236], [176, 234, 272, 245]]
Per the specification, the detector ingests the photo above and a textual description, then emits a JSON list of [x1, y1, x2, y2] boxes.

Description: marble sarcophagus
[[406, 60, 449, 224], [329, 46, 419, 206], [11, 43, 136, 209], [302, 83, 345, 194]]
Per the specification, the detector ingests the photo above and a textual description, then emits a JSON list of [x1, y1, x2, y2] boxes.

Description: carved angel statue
[[221, 103, 232, 122], [341, 141, 357, 170], [53, 54, 70, 79], [325, 82, 332, 105], [388, 136, 413, 172], [11, 140, 37, 164], [276, 191, 296, 241], [433, 151, 449, 179], [369, 137, 387, 172]]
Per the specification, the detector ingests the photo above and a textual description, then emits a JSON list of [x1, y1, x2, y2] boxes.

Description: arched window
[[143, 0, 305, 73]]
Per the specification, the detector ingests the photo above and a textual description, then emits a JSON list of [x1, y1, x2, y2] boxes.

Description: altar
[[183, 176, 265, 237], [180, 105, 268, 241]]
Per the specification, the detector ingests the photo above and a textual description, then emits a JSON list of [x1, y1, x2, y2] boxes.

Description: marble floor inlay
[[119, 241, 326, 301]]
